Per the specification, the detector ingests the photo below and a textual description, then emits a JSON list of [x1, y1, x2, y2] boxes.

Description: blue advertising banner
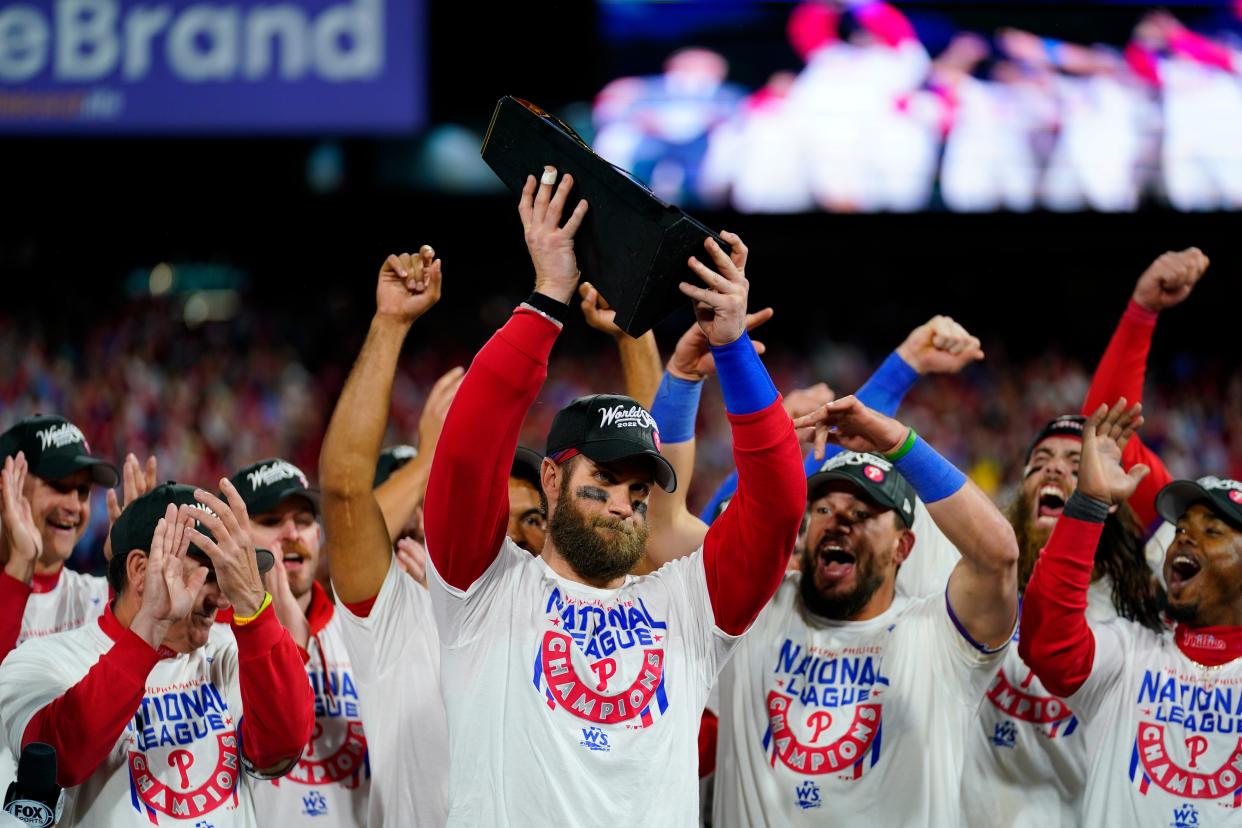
[[0, 0, 423, 133]]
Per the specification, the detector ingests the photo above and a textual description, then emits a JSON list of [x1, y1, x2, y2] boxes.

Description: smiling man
[[226, 458, 372, 827], [0, 481, 312, 825], [0, 415, 119, 662], [712, 395, 1018, 826], [965, 246, 1208, 828], [1022, 401, 1242, 824]]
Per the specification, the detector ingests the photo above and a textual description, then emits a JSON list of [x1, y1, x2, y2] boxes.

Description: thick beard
[[549, 481, 648, 583], [797, 544, 886, 621], [1010, 489, 1053, 592]]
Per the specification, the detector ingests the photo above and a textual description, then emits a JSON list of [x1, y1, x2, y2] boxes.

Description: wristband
[[1063, 490, 1111, 524], [884, 427, 917, 462], [522, 291, 571, 326], [232, 592, 273, 626], [710, 332, 778, 415], [650, 373, 703, 443], [893, 435, 967, 503]]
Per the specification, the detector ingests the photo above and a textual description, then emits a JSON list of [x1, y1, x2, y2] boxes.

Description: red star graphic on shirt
[[551, 617, 561, 627], [653, 634, 663, 643]]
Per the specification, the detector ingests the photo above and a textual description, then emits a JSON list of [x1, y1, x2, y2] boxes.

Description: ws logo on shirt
[[532, 588, 670, 733], [1171, 802, 1200, 827], [579, 727, 611, 753], [986, 667, 1079, 740], [795, 780, 822, 810]]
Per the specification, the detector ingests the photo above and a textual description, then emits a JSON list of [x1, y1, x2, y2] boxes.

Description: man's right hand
[[376, 246, 444, 327], [668, 307, 773, 381], [896, 315, 984, 375], [519, 166, 588, 304], [131, 506, 207, 649], [1133, 248, 1209, 312], [794, 395, 909, 461], [1, 452, 41, 584]]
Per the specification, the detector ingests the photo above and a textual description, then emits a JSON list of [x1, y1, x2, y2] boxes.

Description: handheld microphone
[[3, 743, 62, 827]]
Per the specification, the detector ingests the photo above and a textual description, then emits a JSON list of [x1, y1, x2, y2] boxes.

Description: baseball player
[[704, 392, 1017, 826], [225, 458, 371, 826], [1022, 401, 1242, 824], [415, 166, 806, 824], [0, 416, 119, 663], [963, 247, 1210, 827], [0, 481, 313, 825], [0, 417, 127, 787], [317, 248, 453, 826]]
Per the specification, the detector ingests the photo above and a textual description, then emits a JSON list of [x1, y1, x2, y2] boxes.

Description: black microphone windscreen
[[14, 744, 56, 797]]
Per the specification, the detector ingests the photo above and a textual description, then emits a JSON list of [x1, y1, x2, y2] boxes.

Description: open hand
[[1, 452, 40, 583], [189, 479, 266, 618], [104, 453, 158, 562], [679, 232, 751, 347], [1078, 399, 1149, 507], [519, 166, 589, 304]]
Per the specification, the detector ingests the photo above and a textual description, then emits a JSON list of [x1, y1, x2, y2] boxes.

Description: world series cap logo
[[246, 460, 308, 491], [597, 404, 655, 431], [35, 423, 87, 452]]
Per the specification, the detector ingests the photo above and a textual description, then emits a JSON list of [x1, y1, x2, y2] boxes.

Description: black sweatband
[[523, 292, 571, 325], [1063, 490, 1111, 524]]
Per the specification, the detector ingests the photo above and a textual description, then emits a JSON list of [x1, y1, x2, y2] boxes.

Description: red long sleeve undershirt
[[702, 399, 805, 635], [425, 307, 553, 591], [424, 306, 806, 635], [0, 572, 32, 664], [23, 605, 313, 787], [1018, 515, 1104, 699], [1082, 299, 1173, 530]]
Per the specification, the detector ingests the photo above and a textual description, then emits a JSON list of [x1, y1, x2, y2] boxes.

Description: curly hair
[[1010, 490, 1164, 633]]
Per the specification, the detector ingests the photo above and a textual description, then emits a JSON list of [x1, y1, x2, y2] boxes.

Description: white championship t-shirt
[[0, 568, 110, 788], [426, 538, 737, 826], [1068, 618, 1242, 826], [16, 568, 110, 647], [0, 617, 265, 826], [713, 573, 1006, 827], [962, 577, 1119, 828], [251, 606, 371, 826], [336, 557, 449, 827]]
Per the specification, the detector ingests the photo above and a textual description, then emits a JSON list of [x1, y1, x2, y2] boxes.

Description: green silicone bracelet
[[885, 428, 918, 462]]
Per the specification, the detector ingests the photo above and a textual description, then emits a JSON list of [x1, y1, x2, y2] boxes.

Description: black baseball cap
[[109, 482, 276, 574], [512, 447, 544, 489], [806, 451, 916, 528], [1156, 476, 1242, 530], [228, 458, 320, 518], [1025, 415, 1086, 465], [546, 394, 676, 492], [0, 415, 118, 487], [374, 445, 418, 487]]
